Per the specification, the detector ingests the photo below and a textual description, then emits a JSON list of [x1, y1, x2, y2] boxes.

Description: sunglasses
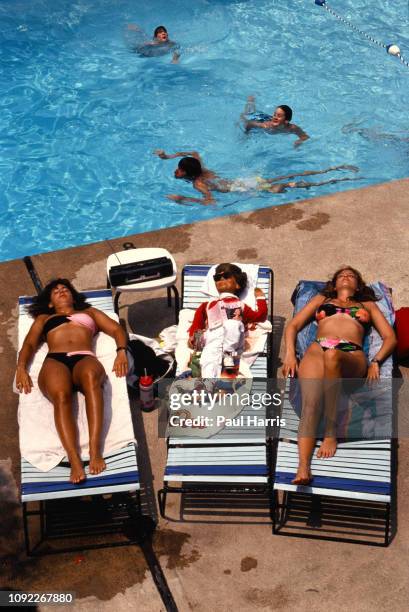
[[213, 272, 232, 282]]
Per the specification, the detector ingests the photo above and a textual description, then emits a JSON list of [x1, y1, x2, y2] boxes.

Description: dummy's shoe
[[177, 369, 192, 380], [223, 353, 235, 369]]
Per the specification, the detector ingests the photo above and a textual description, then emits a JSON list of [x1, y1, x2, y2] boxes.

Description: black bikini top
[[43, 313, 97, 337], [316, 302, 371, 330], [43, 315, 69, 336]]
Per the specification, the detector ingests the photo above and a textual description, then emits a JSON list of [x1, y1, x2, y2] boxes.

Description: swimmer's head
[[272, 105, 293, 126], [154, 26, 168, 42], [213, 263, 248, 296], [175, 157, 202, 180]]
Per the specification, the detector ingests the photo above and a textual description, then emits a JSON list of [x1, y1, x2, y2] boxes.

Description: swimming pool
[[1, 0, 408, 262]]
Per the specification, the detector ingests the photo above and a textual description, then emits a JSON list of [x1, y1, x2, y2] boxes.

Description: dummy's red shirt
[[188, 294, 267, 339]]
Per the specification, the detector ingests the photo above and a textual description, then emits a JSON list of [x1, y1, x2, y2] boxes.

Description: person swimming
[[154, 149, 359, 205], [241, 96, 309, 147], [342, 121, 409, 143], [126, 24, 180, 63]]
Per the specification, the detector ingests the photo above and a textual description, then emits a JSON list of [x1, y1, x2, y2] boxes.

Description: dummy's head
[[213, 263, 248, 296]]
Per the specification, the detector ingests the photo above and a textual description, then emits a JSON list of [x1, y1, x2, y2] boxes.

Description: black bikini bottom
[[46, 352, 90, 373]]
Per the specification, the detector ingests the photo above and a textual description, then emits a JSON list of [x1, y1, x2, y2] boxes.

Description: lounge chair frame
[[271, 280, 396, 547], [272, 439, 396, 547], [23, 490, 142, 556], [19, 290, 143, 555], [158, 265, 274, 519], [158, 439, 275, 519]]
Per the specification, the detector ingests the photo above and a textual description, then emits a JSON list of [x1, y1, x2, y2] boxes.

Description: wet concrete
[[1, 179, 408, 611]]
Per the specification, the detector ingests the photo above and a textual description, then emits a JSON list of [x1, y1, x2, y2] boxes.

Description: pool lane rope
[[315, 0, 409, 70]]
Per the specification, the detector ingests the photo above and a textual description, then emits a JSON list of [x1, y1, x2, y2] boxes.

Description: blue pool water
[[1, 0, 408, 262]]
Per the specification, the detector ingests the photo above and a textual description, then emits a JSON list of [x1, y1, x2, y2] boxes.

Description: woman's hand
[[282, 356, 298, 378], [16, 366, 33, 394], [366, 362, 380, 383], [112, 350, 128, 378]]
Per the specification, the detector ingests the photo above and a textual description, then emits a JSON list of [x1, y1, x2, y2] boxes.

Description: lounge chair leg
[[272, 491, 279, 534], [22, 504, 31, 556], [158, 488, 167, 518], [114, 291, 121, 315], [170, 285, 180, 322], [40, 501, 46, 540], [384, 503, 391, 546], [281, 491, 290, 527], [136, 490, 142, 515], [307, 495, 322, 528]]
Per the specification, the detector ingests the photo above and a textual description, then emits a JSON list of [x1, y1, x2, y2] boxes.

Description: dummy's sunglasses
[[213, 272, 232, 282]]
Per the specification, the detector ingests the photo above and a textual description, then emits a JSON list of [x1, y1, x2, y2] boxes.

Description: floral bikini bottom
[[316, 337, 362, 353]]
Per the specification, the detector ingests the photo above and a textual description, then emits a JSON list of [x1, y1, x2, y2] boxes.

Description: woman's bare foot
[[317, 437, 337, 458], [292, 465, 313, 485], [89, 454, 106, 475], [69, 455, 86, 484]]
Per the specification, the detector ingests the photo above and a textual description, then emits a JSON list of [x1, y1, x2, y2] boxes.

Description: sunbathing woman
[[15, 279, 128, 484], [154, 149, 359, 205], [282, 267, 396, 485]]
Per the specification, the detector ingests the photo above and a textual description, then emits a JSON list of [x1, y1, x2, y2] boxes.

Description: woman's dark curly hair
[[28, 278, 91, 318], [215, 263, 248, 296], [321, 266, 379, 302]]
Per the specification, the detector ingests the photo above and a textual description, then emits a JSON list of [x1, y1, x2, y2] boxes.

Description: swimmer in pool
[[154, 149, 359, 205], [241, 96, 309, 147], [127, 24, 180, 63], [342, 122, 409, 143]]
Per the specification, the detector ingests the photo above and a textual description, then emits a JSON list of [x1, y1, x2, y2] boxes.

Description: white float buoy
[[387, 44, 401, 57]]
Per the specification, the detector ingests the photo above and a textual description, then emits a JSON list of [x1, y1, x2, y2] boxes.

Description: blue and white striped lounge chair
[[158, 264, 274, 519], [18, 289, 141, 555], [273, 280, 395, 546]]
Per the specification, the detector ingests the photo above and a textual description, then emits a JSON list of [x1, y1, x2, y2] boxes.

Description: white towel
[[242, 319, 272, 364], [200, 263, 259, 310], [17, 312, 135, 472]]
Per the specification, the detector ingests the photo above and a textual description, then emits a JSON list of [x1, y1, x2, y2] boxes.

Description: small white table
[[106, 246, 179, 321]]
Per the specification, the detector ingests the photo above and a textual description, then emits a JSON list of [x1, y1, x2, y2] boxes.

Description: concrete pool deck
[[1, 178, 408, 611]]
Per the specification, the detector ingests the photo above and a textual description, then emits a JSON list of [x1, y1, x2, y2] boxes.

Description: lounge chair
[[17, 289, 141, 555], [158, 264, 274, 520], [273, 280, 396, 546]]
